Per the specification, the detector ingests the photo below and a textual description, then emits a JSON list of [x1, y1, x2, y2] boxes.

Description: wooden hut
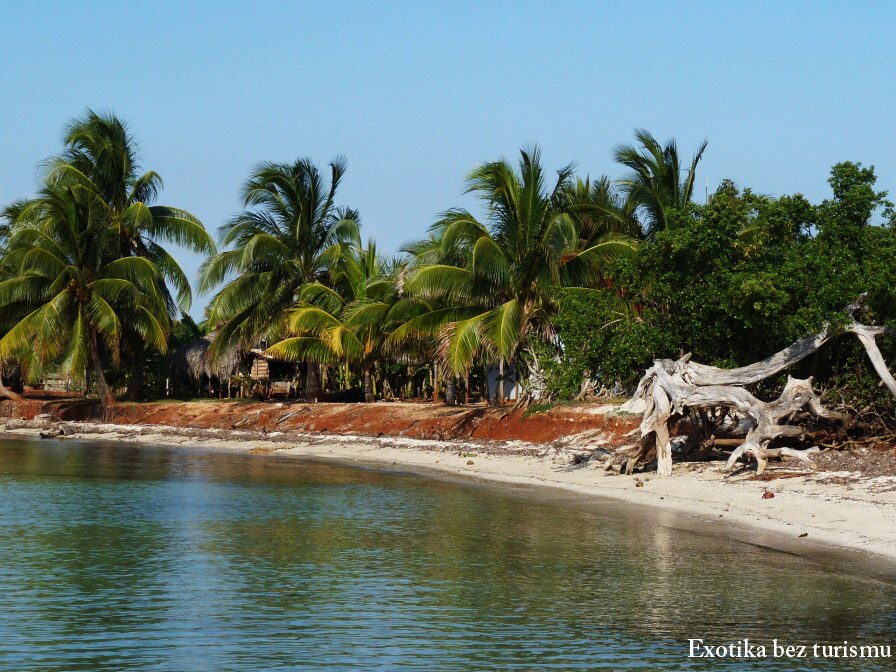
[[248, 348, 299, 398], [169, 334, 241, 397]]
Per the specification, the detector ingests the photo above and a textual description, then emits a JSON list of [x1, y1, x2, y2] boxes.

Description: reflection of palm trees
[[1, 448, 178, 667], [2, 443, 893, 667]]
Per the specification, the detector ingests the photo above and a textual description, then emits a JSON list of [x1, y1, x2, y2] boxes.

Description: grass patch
[[524, 402, 555, 417]]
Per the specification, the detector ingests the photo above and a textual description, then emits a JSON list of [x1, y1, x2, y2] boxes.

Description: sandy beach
[[3, 416, 895, 569]]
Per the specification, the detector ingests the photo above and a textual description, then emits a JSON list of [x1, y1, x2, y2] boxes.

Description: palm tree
[[199, 157, 360, 401], [47, 110, 215, 399], [391, 146, 637, 404], [561, 175, 641, 244], [0, 185, 168, 411], [613, 129, 707, 237], [0, 204, 24, 399], [266, 241, 410, 402]]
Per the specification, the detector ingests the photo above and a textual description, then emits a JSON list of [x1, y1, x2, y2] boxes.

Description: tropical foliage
[[3, 116, 895, 419], [50, 111, 215, 398], [543, 163, 896, 422], [386, 146, 638, 402], [0, 183, 169, 407], [199, 157, 360, 400], [267, 241, 409, 402], [614, 128, 707, 237], [0, 111, 212, 407]]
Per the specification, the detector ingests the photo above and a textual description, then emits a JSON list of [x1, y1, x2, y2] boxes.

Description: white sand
[[3, 420, 896, 566]]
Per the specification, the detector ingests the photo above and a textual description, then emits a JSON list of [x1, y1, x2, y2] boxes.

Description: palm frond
[[147, 206, 216, 254], [481, 299, 523, 362], [265, 336, 341, 364], [438, 313, 489, 376]]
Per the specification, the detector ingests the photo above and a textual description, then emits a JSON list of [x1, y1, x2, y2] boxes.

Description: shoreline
[[2, 418, 896, 573]]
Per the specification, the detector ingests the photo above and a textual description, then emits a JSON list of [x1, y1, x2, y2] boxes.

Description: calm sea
[[0, 438, 893, 670]]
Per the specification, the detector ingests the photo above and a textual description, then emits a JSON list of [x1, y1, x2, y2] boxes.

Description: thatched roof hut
[[169, 334, 241, 383]]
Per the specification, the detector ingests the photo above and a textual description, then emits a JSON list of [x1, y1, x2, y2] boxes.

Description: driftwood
[[626, 297, 896, 476]]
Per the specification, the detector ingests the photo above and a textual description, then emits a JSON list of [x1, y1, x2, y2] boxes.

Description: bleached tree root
[[624, 299, 895, 476], [726, 443, 822, 475], [628, 361, 843, 476], [767, 446, 821, 470]]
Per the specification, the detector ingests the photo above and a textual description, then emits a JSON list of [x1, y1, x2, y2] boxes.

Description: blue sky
[[2, 1, 894, 318]]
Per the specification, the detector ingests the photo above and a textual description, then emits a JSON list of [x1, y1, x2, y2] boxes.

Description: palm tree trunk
[[88, 331, 114, 412], [433, 362, 440, 403], [306, 361, 322, 403], [445, 377, 456, 406], [125, 340, 144, 401], [363, 366, 375, 403], [498, 359, 505, 405]]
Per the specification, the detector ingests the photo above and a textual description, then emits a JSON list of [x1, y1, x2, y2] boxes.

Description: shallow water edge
[[4, 428, 894, 582]]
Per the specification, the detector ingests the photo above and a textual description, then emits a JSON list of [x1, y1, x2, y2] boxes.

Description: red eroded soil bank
[[0, 397, 639, 445]]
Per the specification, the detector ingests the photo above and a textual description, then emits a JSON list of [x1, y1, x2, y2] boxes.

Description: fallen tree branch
[[0, 378, 22, 401], [625, 298, 896, 476]]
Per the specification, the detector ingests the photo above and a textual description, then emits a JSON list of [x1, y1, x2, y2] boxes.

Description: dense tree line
[[545, 163, 896, 424], [2, 111, 894, 421]]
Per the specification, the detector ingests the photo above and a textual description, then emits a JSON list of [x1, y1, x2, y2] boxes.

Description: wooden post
[[364, 366, 375, 403], [432, 362, 439, 403]]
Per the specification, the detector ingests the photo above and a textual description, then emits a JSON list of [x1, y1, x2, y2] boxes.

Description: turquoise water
[[0, 438, 893, 671]]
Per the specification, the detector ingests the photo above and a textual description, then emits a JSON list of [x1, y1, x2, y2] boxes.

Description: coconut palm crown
[[390, 146, 638, 385], [200, 157, 361, 355], [614, 129, 707, 237], [46, 110, 216, 399], [49, 110, 215, 314], [266, 240, 413, 402]]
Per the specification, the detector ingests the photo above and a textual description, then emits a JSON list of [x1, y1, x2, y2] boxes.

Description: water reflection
[[0, 438, 893, 671]]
